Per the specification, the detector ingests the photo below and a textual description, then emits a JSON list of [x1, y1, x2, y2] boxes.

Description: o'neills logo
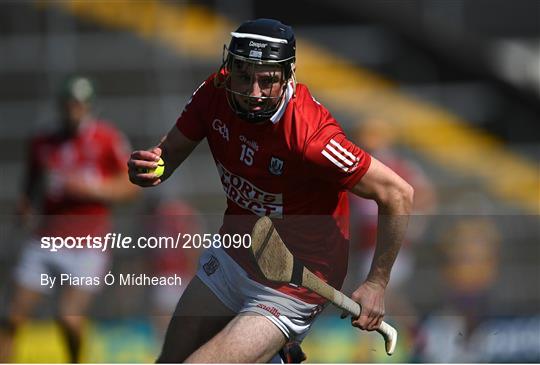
[[257, 303, 281, 317], [217, 162, 283, 217]]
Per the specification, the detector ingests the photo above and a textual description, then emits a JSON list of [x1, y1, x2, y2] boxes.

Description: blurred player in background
[[0, 75, 138, 363], [128, 19, 413, 363], [417, 217, 501, 362], [350, 116, 437, 332]]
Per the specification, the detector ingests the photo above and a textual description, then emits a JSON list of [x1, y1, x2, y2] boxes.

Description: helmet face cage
[[218, 19, 296, 123], [222, 49, 294, 123]]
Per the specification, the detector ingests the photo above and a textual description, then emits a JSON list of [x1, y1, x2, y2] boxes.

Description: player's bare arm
[[348, 157, 414, 331], [64, 169, 139, 202], [15, 151, 41, 228], [128, 126, 199, 187]]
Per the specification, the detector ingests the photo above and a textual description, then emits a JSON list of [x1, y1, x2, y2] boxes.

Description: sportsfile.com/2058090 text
[[40, 233, 252, 252]]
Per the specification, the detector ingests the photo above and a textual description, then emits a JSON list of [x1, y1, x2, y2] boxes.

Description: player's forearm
[[16, 194, 34, 219], [367, 183, 414, 288], [157, 128, 199, 182], [23, 169, 42, 202], [96, 174, 140, 202]]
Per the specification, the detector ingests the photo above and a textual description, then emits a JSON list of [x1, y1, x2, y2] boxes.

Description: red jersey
[[176, 74, 371, 304], [28, 120, 130, 237]]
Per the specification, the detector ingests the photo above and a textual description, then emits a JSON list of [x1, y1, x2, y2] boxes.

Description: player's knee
[[0, 318, 18, 336], [57, 315, 84, 332]]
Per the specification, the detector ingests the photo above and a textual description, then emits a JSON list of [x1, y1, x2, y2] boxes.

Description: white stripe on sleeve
[[330, 139, 358, 162], [322, 150, 349, 172], [326, 145, 354, 166]]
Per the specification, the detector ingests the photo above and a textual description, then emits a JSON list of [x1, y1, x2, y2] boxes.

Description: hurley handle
[[340, 294, 398, 355], [301, 266, 398, 355]]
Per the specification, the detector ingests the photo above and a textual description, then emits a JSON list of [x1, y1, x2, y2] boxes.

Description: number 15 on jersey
[[240, 144, 255, 166]]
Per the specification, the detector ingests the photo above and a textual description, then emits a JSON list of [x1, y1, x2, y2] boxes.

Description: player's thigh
[[10, 242, 49, 321], [8, 284, 43, 323], [157, 276, 235, 363], [56, 250, 107, 324], [185, 311, 287, 363], [57, 287, 95, 328]]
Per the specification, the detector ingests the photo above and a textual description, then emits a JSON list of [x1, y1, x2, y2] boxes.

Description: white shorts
[[14, 238, 110, 294], [196, 247, 324, 342]]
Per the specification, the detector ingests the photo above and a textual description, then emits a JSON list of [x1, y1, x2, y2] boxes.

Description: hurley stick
[[250, 216, 397, 355]]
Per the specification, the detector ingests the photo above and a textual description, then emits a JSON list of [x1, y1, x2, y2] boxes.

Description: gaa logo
[[212, 119, 229, 141]]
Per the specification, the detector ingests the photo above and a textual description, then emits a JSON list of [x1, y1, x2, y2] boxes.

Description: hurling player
[[0, 76, 138, 363], [128, 19, 413, 363]]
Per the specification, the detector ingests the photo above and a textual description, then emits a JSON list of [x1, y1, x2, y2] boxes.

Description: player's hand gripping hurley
[[250, 216, 398, 356]]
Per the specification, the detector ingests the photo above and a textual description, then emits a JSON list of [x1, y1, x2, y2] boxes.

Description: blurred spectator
[[0, 75, 138, 362], [349, 116, 437, 330], [349, 117, 437, 273], [440, 218, 501, 330], [416, 217, 501, 362]]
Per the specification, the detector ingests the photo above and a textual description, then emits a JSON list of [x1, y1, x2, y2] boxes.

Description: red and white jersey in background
[[176, 74, 371, 304], [27, 120, 130, 237]]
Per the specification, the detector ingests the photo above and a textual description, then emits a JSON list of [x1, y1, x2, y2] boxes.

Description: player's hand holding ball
[[127, 147, 165, 187], [137, 157, 165, 177]]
